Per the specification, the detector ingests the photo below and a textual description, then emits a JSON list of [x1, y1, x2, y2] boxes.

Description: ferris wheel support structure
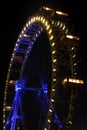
[[3, 6, 84, 130]]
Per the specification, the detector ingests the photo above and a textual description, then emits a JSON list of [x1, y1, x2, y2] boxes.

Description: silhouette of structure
[[3, 6, 84, 130]]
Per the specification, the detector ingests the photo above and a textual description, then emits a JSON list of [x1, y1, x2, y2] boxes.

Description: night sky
[[0, 0, 87, 129]]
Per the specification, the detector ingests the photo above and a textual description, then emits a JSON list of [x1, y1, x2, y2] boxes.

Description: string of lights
[[3, 6, 84, 130]]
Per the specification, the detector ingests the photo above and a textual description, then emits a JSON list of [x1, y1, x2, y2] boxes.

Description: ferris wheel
[[3, 6, 84, 130]]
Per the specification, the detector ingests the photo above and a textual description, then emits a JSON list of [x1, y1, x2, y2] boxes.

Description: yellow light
[[17, 39, 20, 42], [23, 27, 26, 31], [47, 25, 50, 30], [57, 21, 60, 26], [47, 119, 51, 123], [42, 18, 45, 23], [36, 16, 38, 20], [28, 21, 31, 25], [60, 23, 63, 28], [56, 11, 68, 16], [52, 88, 55, 92], [3, 120, 5, 123], [3, 115, 5, 118], [68, 78, 84, 84], [15, 43, 18, 47], [24, 34, 30, 38], [3, 108, 5, 112], [21, 30, 24, 34], [11, 58, 13, 62], [50, 35, 53, 40], [9, 80, 14, 84], [66, 35, 80, 41], [44, 128, 47, 130], [44, 21, 48, 26], [53, 59, 57, 62], [26, 23, 29, 27], [73, 55, 76, 58], [36, 33, 38, 37], [62, 25, 66, 30], [52, 50, 56, 54], [49, 109, 52, 112], [4, 97, 6, 100], [43, 6, 53, 11], [19, 34, 22, 38], [6, 106, 12, 111], [48, 29, 52, 34], [69, 121, 72, 125], [80, 80, 84, 84], [71, 47, 75, 50], [51, 99, 54, 102], [63, 78, 84, 85], [8, 69, 10, 72], [4, 91, 7, 94], [52, 21, 54, 24], [62, 78, 68, 84], [40, 17, 43, 21], [53, 68, 56, 72], [53, 79, 56, 81], [51, 42, 55, 46], [31, 18, 34, 23], [33, 17, 35, 22], [65, 29, 68, 34], [17, 127, 20, 130], [73, 63, 77, 66]]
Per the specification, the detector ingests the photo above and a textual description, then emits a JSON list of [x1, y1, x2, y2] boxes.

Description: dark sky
[[0, 0, 87, 129]]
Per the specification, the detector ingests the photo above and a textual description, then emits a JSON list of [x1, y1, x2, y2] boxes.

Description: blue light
[[41, 80, 48, 94], [15, 80, 25, 91], [54, 113, 63, 129]]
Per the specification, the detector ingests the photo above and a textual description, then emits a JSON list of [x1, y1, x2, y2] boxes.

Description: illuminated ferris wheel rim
[[3, 6, 82, 130], [5, 13, 69, 95]]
